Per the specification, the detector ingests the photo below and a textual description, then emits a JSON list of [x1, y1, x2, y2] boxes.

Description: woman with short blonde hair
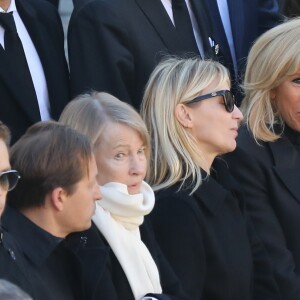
[[142, 57, 230, 193], [141, 57, 278, 300], [225, 18, 300, 299], [241, 17, 300, 142]]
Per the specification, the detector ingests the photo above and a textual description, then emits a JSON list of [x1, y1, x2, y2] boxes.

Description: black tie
[[0, 12, 40, 117], [172, 0, 199, 53]]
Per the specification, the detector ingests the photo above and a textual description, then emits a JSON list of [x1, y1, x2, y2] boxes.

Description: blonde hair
[[141, 57, 230, 193], [241, 17, 300, 142], [59, 92, 150, 159]]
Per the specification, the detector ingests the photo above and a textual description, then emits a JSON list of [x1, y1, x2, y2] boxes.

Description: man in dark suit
[[68, 0, 281, 109], [0, 0, 69, 143], [68, 0, 221, 109]]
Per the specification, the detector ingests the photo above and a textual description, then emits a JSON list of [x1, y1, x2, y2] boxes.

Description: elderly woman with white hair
[[60, 92, 189, 300]]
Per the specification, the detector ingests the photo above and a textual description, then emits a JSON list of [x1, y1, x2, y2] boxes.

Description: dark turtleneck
[[284, 124, 300, 153]]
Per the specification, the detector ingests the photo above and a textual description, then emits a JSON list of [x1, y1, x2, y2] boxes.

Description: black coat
[[0, 0, 69, 143], [150, 158, 280, 300], [2, 206, 83, 300], [0, 227, 34, 297], [224, 125, 300, 300], [68, 220, 190, 300], [67, 0, 220, 109]]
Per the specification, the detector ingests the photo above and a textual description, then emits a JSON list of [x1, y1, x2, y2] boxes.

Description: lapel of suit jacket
[[269, 137, 300, 203], [189, 0, 216, 54], [135, 0, 185, 53], [196, 0, 233, 65], [193, 174, 227, 216], [0, 14, 40, 123]]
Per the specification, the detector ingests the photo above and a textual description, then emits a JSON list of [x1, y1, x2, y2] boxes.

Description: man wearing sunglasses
[[0, 120, 33, 298], [0, 122, 20, 214]]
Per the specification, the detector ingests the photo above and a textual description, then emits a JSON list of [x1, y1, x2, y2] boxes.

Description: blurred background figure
[[225, 18, 300, 300], [141, 57, 280, 300]]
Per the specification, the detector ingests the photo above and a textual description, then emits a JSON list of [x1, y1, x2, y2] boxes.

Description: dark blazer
[[150, 158, 280, 300], [67, 0, 221, 109], [201, 0, 281, 104], [0, 0, 69, 143], [203, 0, 281, 75], [224, 125, 300, 300], [68, 221, 189, 300]]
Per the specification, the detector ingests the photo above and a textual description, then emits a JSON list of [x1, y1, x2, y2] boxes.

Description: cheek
[[97, 163, 128, 185]]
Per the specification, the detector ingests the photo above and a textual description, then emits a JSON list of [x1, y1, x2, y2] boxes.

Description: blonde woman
[[225, 18, 300, 300], [60, 92, 188, 300], [141, 57, 280, 300]]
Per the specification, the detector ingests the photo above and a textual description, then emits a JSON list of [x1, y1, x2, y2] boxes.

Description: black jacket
[[0, 226, 34, 297], [67, 0, 219, 109], [2, 206, 82, 300], [68, 220, 190, 300], [224, 125, 300, 300], [150, 158, 280, 300]]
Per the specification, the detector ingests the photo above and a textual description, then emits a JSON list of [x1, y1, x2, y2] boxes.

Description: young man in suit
[[0, 0, 69, 144], [2, 121, 101, 300]]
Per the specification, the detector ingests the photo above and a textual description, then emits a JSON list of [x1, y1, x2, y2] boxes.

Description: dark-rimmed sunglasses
[[185, 90, 235, 112], [0, 170, 20, 192]]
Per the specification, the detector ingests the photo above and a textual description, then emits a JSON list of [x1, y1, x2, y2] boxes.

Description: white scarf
[[92, 181, 162, 300]]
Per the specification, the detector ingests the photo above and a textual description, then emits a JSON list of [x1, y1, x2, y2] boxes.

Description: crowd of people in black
[[1, 0, 300, 299]]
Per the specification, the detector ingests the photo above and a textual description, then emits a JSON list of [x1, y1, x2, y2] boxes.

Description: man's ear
[[175, 103, 193, 128], [49, 187, 68, 211]]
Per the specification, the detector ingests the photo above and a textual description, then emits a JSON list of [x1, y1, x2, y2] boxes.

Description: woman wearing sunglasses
[[141, 58, 280, 300], [224, 18, 300, 299]]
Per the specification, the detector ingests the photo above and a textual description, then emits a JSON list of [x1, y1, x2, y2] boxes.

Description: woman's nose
[[232, 105, 243, 121]]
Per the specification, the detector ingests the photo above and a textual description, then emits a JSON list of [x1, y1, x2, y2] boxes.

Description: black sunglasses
[[185, 90, 235, 112], [0, 170, 20, 192]]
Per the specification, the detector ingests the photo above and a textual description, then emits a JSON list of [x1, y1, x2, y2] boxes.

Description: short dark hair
[[7, 121, 93, 210], [0, 121, 11, 146]]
